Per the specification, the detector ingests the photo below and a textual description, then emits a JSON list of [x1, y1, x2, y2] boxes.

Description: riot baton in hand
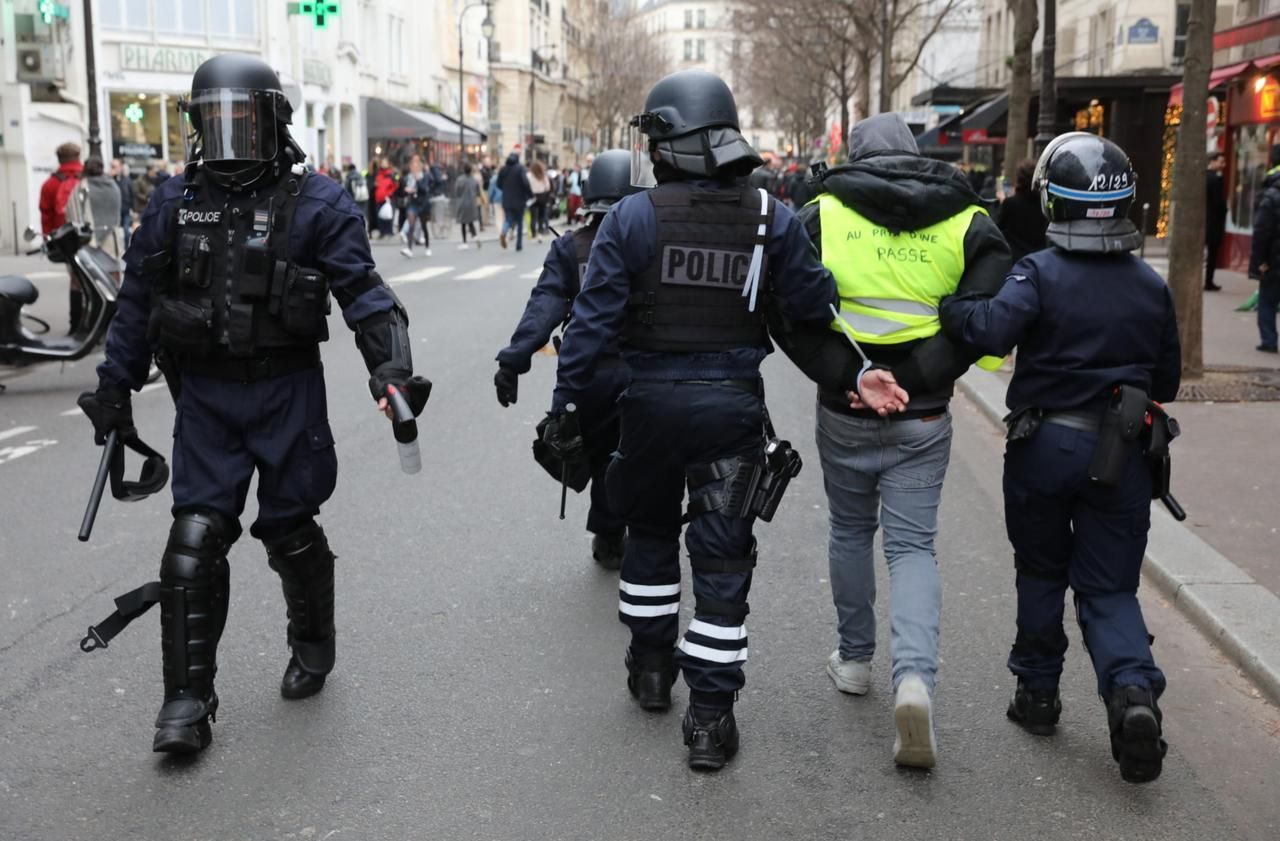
[[558, 403, 579, 521], [79, 430, 119, 542]]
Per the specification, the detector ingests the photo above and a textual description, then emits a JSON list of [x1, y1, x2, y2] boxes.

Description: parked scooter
[[0, 224, 123, 391]]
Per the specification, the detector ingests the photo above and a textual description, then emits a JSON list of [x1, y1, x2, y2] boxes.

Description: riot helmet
[[629, 70, 763, 185], [180, 55, 294, 186], [583, 149, 644, 213], [1034, 132, 1142, 254]]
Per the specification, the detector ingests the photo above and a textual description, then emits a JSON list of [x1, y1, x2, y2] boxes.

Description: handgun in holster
[[1145, 401, 1186, 521], [753, 437, 803, 522], [1088, 385, 1149, 486], [1002, 406, 1043, 441]]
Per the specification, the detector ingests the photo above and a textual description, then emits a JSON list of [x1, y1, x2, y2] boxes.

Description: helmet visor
[[629, 125, 657, 188], [184, 88, 279, 163]]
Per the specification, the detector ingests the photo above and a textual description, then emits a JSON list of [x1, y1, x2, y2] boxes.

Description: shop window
[[1229, 123, 1280, 231], [156, 0, 205, 36], [109, 91, 165, 162], [209, 0, 257, 40]]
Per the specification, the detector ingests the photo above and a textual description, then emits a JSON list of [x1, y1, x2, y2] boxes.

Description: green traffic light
[[300, 2, 339, 28]]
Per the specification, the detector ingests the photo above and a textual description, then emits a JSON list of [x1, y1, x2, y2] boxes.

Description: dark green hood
[[818, 153, 984, 234]]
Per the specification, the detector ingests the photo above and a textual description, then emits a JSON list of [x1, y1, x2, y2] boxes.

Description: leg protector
[[265, 521, 336, 695], [154, 509, 234, 752]]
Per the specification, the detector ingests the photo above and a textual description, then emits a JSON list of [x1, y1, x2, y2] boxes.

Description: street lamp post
[[83, 0, 102, 158], [527, 45, 557, 163], [1034, 0, 1058, 154], [459, 2, 495, 167]]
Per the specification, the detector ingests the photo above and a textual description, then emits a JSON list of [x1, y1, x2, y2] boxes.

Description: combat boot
[[153, 512, 232, 754], [266, 522, 336, 700], [1106, 685, 1168, 784], [1007, 680, 1062, 736], [682, 704, 739, 771], [625, 647, 677, 711], [591, 530, 625, 570]]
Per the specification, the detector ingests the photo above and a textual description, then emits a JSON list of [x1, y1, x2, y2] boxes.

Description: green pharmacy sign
[[287, 2, 340, 28], [124, 102, 144, 124]]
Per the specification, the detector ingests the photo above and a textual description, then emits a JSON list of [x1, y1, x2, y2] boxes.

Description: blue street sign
[[1128, 18, 1159, 45]]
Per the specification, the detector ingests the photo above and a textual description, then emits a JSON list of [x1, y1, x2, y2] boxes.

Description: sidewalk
[[957, 259, 1280, 702]]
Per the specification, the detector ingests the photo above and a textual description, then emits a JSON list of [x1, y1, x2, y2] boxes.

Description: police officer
[[781, 113, 1011, 769], [494, 150, 642, 569], [544, 70, 838, 770], [940, 133, 1181, 783], [77, 55, 429, 754]]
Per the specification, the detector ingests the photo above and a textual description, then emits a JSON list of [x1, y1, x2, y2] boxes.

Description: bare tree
[[875, 0, 963, 113], [1003, 0, 1038, 187], [730, 37, 828, 158], [578, 1, 672, 149], [1165, 0, 1216, 378]]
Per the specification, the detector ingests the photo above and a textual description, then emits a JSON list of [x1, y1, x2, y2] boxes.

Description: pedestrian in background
[[997, 159, 1048, 262], [498, 152, 531, 251], [1248, 146, 1280, 353], [454, 162, 481, 249], [133, 164, 156, 215], [528, 158, 552, 241], [374, 158, 398, 240], [38, 141, 82, 236], [399, 155, 432, 258], [343, 162, 369, 226], [110, 158, 134, 250], [1205, 152, 1227, 292], [72, 155, 123, 257]]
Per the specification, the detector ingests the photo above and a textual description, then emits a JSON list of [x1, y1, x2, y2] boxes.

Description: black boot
[[266, 522, 336, 700], [1006, 681, 1061, 736], [153, 512, 232, 754], [1107, 685, 1168, 784], [682, 704, 739, 771], [591, 530, 625, 570], [625, 647, 676, 711]]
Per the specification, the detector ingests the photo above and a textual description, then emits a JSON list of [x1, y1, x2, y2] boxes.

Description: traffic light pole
[[82, 0, 101, 158]]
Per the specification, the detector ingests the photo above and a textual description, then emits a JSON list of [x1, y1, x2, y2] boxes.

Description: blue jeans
[[1259, 280, 1279, 349], [501, 207, 524, 250], [815, 405, 953, 693]]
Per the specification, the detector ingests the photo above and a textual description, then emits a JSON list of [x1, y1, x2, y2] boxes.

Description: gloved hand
[[77, 385, 135, 446], [368, 366, 432, 418], [540, 407, 585, 461], [495, 366, 519, 407]]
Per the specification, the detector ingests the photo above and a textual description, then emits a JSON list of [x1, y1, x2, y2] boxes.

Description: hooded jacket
[[777, 114, 1011, 415], [1249, 167, 1280, 281]]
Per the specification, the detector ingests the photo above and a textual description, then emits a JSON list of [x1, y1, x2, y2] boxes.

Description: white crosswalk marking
[[59, 408, 83, 417], [519, 270, 541, 280], [0, 439, 57, 465], [455, 264, 514, 281], [0, 426, 38, 442], [390, 266, 454, 284]]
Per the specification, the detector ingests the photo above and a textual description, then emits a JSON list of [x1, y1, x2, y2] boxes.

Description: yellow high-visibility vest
[[816, 193, 1003, 371]]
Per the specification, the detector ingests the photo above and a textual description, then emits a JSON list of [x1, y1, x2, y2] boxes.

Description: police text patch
[[178, 209, 222, 225], [660, 246, 751, 289]]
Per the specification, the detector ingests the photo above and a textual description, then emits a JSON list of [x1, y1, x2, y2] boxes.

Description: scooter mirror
[[22, 226, 39, 242]]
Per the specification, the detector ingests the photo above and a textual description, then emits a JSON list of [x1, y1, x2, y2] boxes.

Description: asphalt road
[[2, 235, 1279, 840]]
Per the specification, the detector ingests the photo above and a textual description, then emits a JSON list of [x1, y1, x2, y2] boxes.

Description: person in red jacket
[[39, 142, 83, 234], [373, 158, 398, 239]]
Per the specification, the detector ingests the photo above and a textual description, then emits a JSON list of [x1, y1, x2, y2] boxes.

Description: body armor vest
[[146, 166, 331, 359], [621, 184, 771, 353]]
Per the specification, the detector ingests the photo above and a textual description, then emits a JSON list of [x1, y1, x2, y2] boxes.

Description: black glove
[[540, 407, 584, 461], [77, 386, 135, 446], [368, 369, 432, 417], [495, 366, 519, 407]]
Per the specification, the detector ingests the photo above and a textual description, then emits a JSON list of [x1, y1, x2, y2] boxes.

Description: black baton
[[79, 430, 118, 542], [558, 403, 578, 521]]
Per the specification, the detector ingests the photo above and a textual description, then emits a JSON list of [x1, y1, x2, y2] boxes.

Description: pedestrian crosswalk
[[455, 265, 515, 281], [384, 263, 527, 285]]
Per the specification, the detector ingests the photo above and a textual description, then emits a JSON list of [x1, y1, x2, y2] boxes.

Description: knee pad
[[159, 510, 234, 694], [264, 519, 332, 577], [161, 508, 236, 582], [689, 539, 758, 576]]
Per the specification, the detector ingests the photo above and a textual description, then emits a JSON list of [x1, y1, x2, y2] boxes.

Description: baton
[[79, 430, 118, 542], [1161, 493, 1187, 522], [558, 403, 578, 521]]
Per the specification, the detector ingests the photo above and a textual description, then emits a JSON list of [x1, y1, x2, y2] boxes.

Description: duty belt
[[180, 346, 322, 383], [1040, 409, 1101, 434], [677, 378, 764, 397]]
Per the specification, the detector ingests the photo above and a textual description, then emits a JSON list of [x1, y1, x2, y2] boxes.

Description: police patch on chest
[[660, 245, 751, 289], [177, 209, 222, 225]]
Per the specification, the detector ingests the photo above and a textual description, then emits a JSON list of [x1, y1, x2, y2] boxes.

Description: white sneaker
[[893, 674, 937, 768], [424, 248, 433, 257], [400, 248, 412, 258], [826, 650, 871, 695]]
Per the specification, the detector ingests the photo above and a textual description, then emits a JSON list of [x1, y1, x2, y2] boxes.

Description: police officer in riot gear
[[544, 70, 839, 770], [495, 150, 643, 569], [941, 133, 1181, 783], [77, 54, 428, 754]]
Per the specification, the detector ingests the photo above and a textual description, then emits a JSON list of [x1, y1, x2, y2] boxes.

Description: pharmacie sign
[[120, 45, 211, 74]]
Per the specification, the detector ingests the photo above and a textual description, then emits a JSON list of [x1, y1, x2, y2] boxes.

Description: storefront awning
[[960, 95, 1008, 145], [413, 110, 486, 145], [915, 113, 963, 159], [1169, 61, 1256, 106], [364, 97, 440, 139]]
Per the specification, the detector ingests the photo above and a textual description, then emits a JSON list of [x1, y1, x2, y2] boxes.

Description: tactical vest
[[144, 166, 331, 359], [621, 184, 772, 354], [571, 224, 594, 294]]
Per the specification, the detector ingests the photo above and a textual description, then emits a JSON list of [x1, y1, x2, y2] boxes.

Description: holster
[[1088, 385, 1148, 486], [1003, 406, 1043, 442], [1145, 403, 1181, 501]]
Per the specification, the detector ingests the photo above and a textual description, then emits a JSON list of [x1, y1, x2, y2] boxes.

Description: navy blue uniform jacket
[[940, 248, 1181, 410], [552, 179, 837, 410], [98, 169, 398, 390]]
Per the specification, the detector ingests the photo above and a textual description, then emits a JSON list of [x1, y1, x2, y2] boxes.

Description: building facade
[[889, 0, 984, 127]]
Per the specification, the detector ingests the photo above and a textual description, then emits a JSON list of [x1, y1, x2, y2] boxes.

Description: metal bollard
[[1140, 202, 1150, 259]]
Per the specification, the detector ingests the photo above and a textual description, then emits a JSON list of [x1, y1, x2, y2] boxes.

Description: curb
[[957, 368, 1280, 705]]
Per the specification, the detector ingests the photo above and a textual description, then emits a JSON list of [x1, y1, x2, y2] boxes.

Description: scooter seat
[[0, 275, 38, 305]]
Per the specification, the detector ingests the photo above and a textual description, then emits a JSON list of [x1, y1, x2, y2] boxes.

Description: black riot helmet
[[180, 54, 296, 187], [583, 149, 645, 213], [1034, 132, 1142, 254], [629, 70, 763, 185]]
